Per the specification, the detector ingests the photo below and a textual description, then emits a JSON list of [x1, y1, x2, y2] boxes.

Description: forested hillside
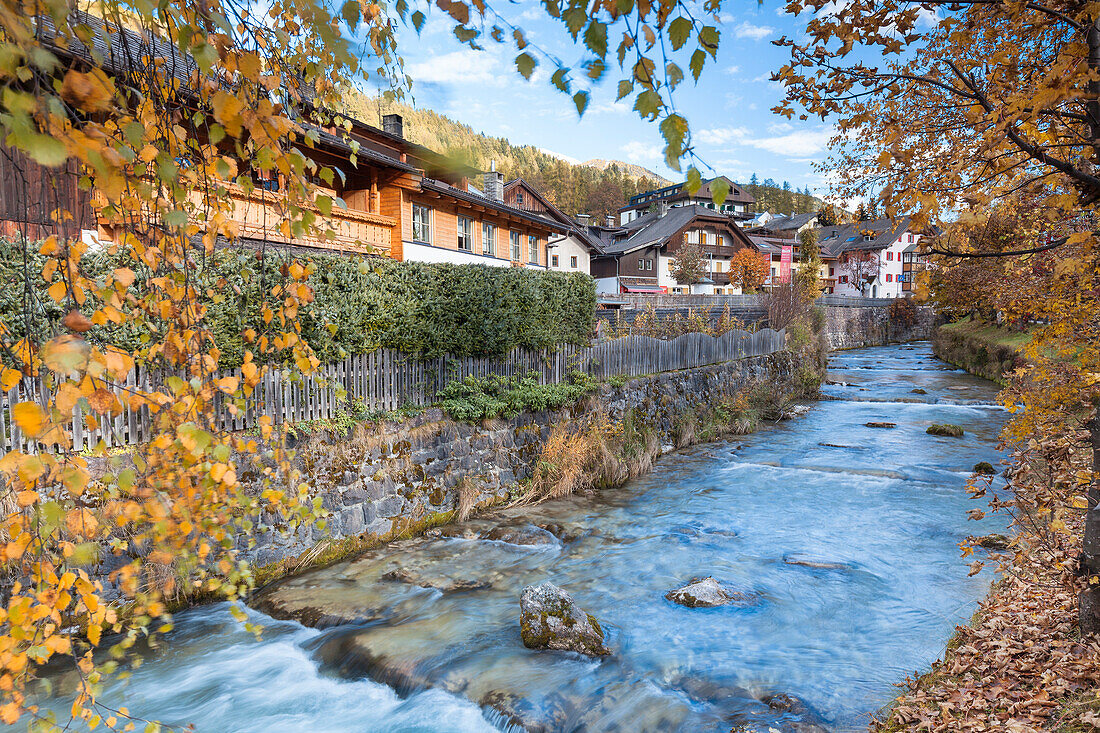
[[342, 94, 821, 219]]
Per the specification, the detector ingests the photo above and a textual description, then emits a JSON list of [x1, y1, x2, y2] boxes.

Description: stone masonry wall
[[245, 351, 802, 569], [823, 304, 936, 350]]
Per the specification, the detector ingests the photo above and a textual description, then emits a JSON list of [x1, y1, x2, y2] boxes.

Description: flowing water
[[23, 343, 1012, 732]]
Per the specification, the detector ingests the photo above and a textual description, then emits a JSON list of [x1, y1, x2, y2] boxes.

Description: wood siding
[[402, 193, 551, 266], [0, 141, 93, 239]]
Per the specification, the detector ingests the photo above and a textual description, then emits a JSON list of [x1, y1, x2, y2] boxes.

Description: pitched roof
[[420, 178, 569, 232], [765, 211, 819, 232], [622, 175, 755, 210], [596, 204, 752, 255], [818, 216, 911, 258]]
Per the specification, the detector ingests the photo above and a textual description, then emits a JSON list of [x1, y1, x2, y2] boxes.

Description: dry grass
[[455, 477, 478, 522], [529, 425, 599, 502]]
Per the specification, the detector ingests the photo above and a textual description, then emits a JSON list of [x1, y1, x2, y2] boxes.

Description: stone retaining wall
[[246, 351, 805, 570], [823, 303, 936, 350]]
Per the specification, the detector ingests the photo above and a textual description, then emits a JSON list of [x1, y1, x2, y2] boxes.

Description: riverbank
[[931, 316, 1030, 384], [874, 322, 1100, 732], [249, 348, 824, 591]]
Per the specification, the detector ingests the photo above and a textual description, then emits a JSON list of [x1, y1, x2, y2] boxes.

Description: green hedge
[[0, 239, 596, 366]]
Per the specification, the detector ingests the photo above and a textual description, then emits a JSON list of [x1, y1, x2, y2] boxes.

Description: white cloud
[[697, 126, 750, 145], [734, 22, 775, 41], [698, 125, 835, 158], [621, 140, 662, 165], [406, 49, 504, 86], [725, 65, 741, 75], [746, 128, 834, 157]]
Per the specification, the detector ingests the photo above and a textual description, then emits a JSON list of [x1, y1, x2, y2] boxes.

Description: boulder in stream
[[484, 524, 561, 547], [519, 582, 610, 657], [760, 692, 830, 733], [972, 461, 996, 475], [865, 422, 897, 429], [927, 423, 964, 437], [910, 388, 927, 395], [782, 554, 853, 571], [666, 577, 758, 608]]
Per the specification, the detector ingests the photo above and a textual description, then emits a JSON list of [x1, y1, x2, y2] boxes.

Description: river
[[21, 343, 1011, 732]]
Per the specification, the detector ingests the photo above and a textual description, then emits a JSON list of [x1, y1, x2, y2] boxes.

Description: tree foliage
[[729, 248, 769, 292], [0, 0, 401, 725], [670, 242, 707, 285]]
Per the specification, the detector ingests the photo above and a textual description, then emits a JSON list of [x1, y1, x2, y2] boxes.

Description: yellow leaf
[[48, 280, 67, 303], [12, 402, 46, 437], [0, 368, 21, 392], [212, 91, 245, 138]]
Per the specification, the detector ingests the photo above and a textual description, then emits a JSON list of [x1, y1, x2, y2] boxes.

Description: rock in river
[[666, 577, 758, 608], [519, 582, 610, 657], [927, 423, 964, 437], [484, 524, 561, 547], [865, 421, 897, 429]]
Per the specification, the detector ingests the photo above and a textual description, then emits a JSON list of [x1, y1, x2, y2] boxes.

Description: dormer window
[[516, 191, 525, 205]]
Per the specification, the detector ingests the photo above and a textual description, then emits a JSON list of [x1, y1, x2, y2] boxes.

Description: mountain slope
[[339, 93, 819, 219]]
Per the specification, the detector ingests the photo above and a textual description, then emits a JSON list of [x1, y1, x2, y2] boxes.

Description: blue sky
[[376, 2, 836, 195]]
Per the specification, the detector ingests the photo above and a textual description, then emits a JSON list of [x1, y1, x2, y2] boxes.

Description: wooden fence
[[0, 328, 785, 452]]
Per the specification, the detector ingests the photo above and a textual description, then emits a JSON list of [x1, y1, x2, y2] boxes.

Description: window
[[886, 274, 893, 282], [552, 254, 559, 267], [886, 251, 893, 261], [482, 222, 495, 256], [570, 255, 578, 268], [250, 169, 280, 192], [457, 216, 473, 251], [829, 266, 835, 276], [638, 258, 645, 269], [412, 204, 432, 243], [528, 234, 538, 263], [715, 261, 723, 272], [908, 234, 914, 243], [839, 275, 848, 283], [516, 191, 525, 205], [646, 259, 653, 270], [510, 231, 521, 260], [903, 252, 912, 263]]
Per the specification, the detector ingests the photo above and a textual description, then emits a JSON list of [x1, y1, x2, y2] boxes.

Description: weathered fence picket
[[0, 328, 784, 452]]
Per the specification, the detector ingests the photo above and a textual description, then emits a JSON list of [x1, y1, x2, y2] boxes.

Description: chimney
[[606, 214, 615, 227], [484, 159, 504, 202], [382, 113, 404, 139], [577, 214, 591, 226]]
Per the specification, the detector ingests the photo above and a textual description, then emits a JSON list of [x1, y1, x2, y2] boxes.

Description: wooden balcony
[[95, 183, 398, 256], [217, 183, 396, 255]]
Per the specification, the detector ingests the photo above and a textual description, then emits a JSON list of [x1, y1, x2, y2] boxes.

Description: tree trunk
[[1079, 406, 1100, 634]]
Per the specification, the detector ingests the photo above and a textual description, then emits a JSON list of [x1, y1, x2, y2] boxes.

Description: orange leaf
[[62, 309, 93, 333], [0, 368, 21, 392], [12, 402, 46, 438]]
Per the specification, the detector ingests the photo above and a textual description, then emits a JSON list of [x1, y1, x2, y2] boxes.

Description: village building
[[0, 13, 566, 267], [589, 204, 757, 294], [617, 176, 756, 225], [816, 217, 922, 297], [501, 178, 601, 275]]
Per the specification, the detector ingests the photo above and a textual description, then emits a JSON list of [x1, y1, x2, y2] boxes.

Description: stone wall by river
[[823, 303, 936, 350], [246, 351, 810, 573]]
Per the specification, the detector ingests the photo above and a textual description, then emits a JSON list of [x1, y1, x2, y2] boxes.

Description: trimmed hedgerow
[[0, 239, 596, 366]]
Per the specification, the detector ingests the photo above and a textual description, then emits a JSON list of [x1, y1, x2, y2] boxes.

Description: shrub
[[437, 371, 598, 423], [0, 239, 597, 367]]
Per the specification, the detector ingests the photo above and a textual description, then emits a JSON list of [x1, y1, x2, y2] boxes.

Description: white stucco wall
[[548, 235, 591, 275], [402, 241, 547, 270]]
